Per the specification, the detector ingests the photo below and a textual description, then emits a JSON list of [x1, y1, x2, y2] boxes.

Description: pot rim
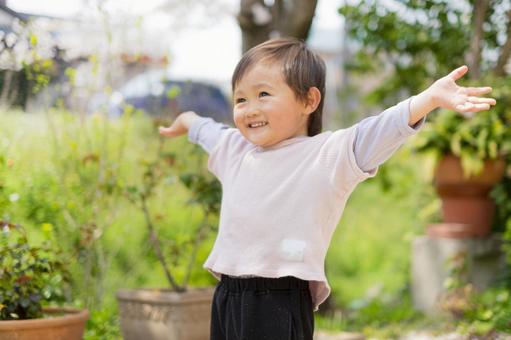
[[0, 307, 89, 330], [116, 286, 215, 305]]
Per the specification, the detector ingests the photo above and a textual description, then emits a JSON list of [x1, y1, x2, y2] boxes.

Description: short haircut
[[231, 37, 326, 136]]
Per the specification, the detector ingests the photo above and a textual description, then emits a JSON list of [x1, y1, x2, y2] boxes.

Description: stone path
[[399, 332, 467, 340], [315, 330, 511, 340], [314, 331, 365, 340]]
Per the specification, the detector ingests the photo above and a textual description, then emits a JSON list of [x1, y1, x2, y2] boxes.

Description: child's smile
[[232, 61, 312, 148]]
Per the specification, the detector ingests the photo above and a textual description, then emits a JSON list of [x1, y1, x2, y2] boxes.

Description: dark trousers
[[210, 275, 314, 340]]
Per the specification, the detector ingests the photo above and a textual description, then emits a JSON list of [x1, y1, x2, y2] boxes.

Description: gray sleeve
[[188, 117, 231, 154], [353, 97, 425, 172]]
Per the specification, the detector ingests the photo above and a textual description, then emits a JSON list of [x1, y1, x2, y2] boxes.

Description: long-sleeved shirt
[[188, 97, 424, 311]]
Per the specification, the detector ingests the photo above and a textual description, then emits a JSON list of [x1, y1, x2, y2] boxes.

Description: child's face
[[233, 61, 311, 147]]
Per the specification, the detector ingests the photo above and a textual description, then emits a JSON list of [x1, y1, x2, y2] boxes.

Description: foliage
[[439, 250, 511, 336], [0, 20, 60, 109], [338, 0, 507, 106], [326, 146, 433, 307], [83, 305, 121, 340], [340, 0, 511, 175], [0, 221, 71, 320], [491, 175, 511, 252], [458, 286, 511, 336], [123, 130, 221, 291], [0, 109, 218, 327]]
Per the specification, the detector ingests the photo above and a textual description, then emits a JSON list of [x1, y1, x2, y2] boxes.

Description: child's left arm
[[409, 65, 496, 126]]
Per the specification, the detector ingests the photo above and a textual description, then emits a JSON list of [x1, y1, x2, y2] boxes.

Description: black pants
[[210, 275, 314, 340]]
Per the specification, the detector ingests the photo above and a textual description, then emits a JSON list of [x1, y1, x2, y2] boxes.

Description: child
[[159, 38, 495, 340]]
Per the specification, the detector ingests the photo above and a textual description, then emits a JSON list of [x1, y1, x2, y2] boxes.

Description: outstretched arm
[[159, 111, 202, 138], [409, 65, 496, 126], [159, 111, 230, 154], [352, 65, 497, 173]]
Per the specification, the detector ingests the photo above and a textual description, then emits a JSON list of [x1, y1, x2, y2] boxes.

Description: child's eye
[[259, 91, 270, 97], [235, 98, 246, 104]]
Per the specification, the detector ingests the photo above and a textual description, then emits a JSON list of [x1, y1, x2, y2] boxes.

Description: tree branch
[[141, 196, 184, 292], [278, 0, 318, 40], [238, 0, 318, 53], [494, 10, 511, 77], [183, 211, 210, 287], [466, 0, 489, 79], [238, 0, 272, 53]]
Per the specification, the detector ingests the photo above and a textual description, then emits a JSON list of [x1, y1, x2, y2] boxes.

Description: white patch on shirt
[[279, 239, 306, 262]]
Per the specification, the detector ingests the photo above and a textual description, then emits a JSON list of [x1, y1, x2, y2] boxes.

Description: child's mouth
[[248, 122, 268, 128]]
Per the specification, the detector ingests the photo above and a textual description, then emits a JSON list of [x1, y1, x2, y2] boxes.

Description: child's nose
[[246, 107, 261, 118]]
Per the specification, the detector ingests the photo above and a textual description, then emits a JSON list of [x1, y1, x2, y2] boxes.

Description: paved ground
[[399, 332, 467, 340], [315, 330, 511, 340], [314, 331, 365, 340]]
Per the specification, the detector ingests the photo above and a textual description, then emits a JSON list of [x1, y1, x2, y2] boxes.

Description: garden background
[[1, 0, 510, 339]]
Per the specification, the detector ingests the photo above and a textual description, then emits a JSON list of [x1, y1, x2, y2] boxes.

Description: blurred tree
[[238, 0, 318, 52], [339, 0, 511, 106]]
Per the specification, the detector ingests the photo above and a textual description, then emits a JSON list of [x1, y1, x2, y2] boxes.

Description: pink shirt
[[188, 98, 422, 311]]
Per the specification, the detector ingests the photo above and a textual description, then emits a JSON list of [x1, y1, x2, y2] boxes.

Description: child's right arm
[[159, 111, 202, 138], [159, 111, 230, 154]]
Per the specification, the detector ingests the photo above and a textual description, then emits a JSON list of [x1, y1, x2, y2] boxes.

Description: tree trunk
[[238, 0, 318, 53], [0, 70, 13, 109], [466, 0, 489, 79], [494, 10, 511, 76]]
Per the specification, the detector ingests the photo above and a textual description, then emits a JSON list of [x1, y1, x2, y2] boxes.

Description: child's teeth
[[250, 122, 267, 127]]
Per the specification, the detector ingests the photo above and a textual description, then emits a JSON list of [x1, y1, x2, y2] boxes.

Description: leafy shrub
[[0, 221, 70, 320]]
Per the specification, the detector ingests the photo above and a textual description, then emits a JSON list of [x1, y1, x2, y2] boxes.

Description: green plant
[[0, 221, 71, 320], [83, 305, 121, 340], [491, 175, 511, 248], [123, 132, 221, 292], [458, 286, 511, 336]]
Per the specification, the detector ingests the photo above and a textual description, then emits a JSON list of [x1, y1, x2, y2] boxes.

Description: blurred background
[[1, 1, 510, 339]]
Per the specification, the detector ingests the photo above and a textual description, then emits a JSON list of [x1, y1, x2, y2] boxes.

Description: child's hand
[[429, 65, 496, 117], [159, 111, 199, 138]]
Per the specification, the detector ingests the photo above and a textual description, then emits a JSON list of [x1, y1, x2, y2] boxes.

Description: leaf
[[488, 141, 498, 159], [450, 134, 461, 156], [30, 34, 38, 46], [166, 85, 181, 99]]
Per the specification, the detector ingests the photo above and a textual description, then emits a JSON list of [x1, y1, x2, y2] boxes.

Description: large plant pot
[[0, 307, 89, 340], [116, 287, 215, 340], [432, 155, 506, 237]]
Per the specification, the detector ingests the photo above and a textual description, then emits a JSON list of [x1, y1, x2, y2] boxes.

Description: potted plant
[[116, 135, 221, 340], [0, 221, 89, 340], [414, 78, 511, 238]]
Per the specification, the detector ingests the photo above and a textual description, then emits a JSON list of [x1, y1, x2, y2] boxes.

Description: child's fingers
[[456, 102, 491, 112], [448, 65, 468, 81], [464, 86, 493, 96], [159, 126, 175, 137], [467, 96, 497, 105]]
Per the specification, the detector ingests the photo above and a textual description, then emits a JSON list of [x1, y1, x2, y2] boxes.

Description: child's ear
[[304, 87, 321, 115]]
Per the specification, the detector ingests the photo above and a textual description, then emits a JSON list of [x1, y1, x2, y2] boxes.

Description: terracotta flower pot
[[116, 287, 215, 340], [0, 307, 89, 340], [432, 154, 506, 237]]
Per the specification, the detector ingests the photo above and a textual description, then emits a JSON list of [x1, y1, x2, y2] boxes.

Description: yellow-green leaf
[[30, 34, 38, 46]]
